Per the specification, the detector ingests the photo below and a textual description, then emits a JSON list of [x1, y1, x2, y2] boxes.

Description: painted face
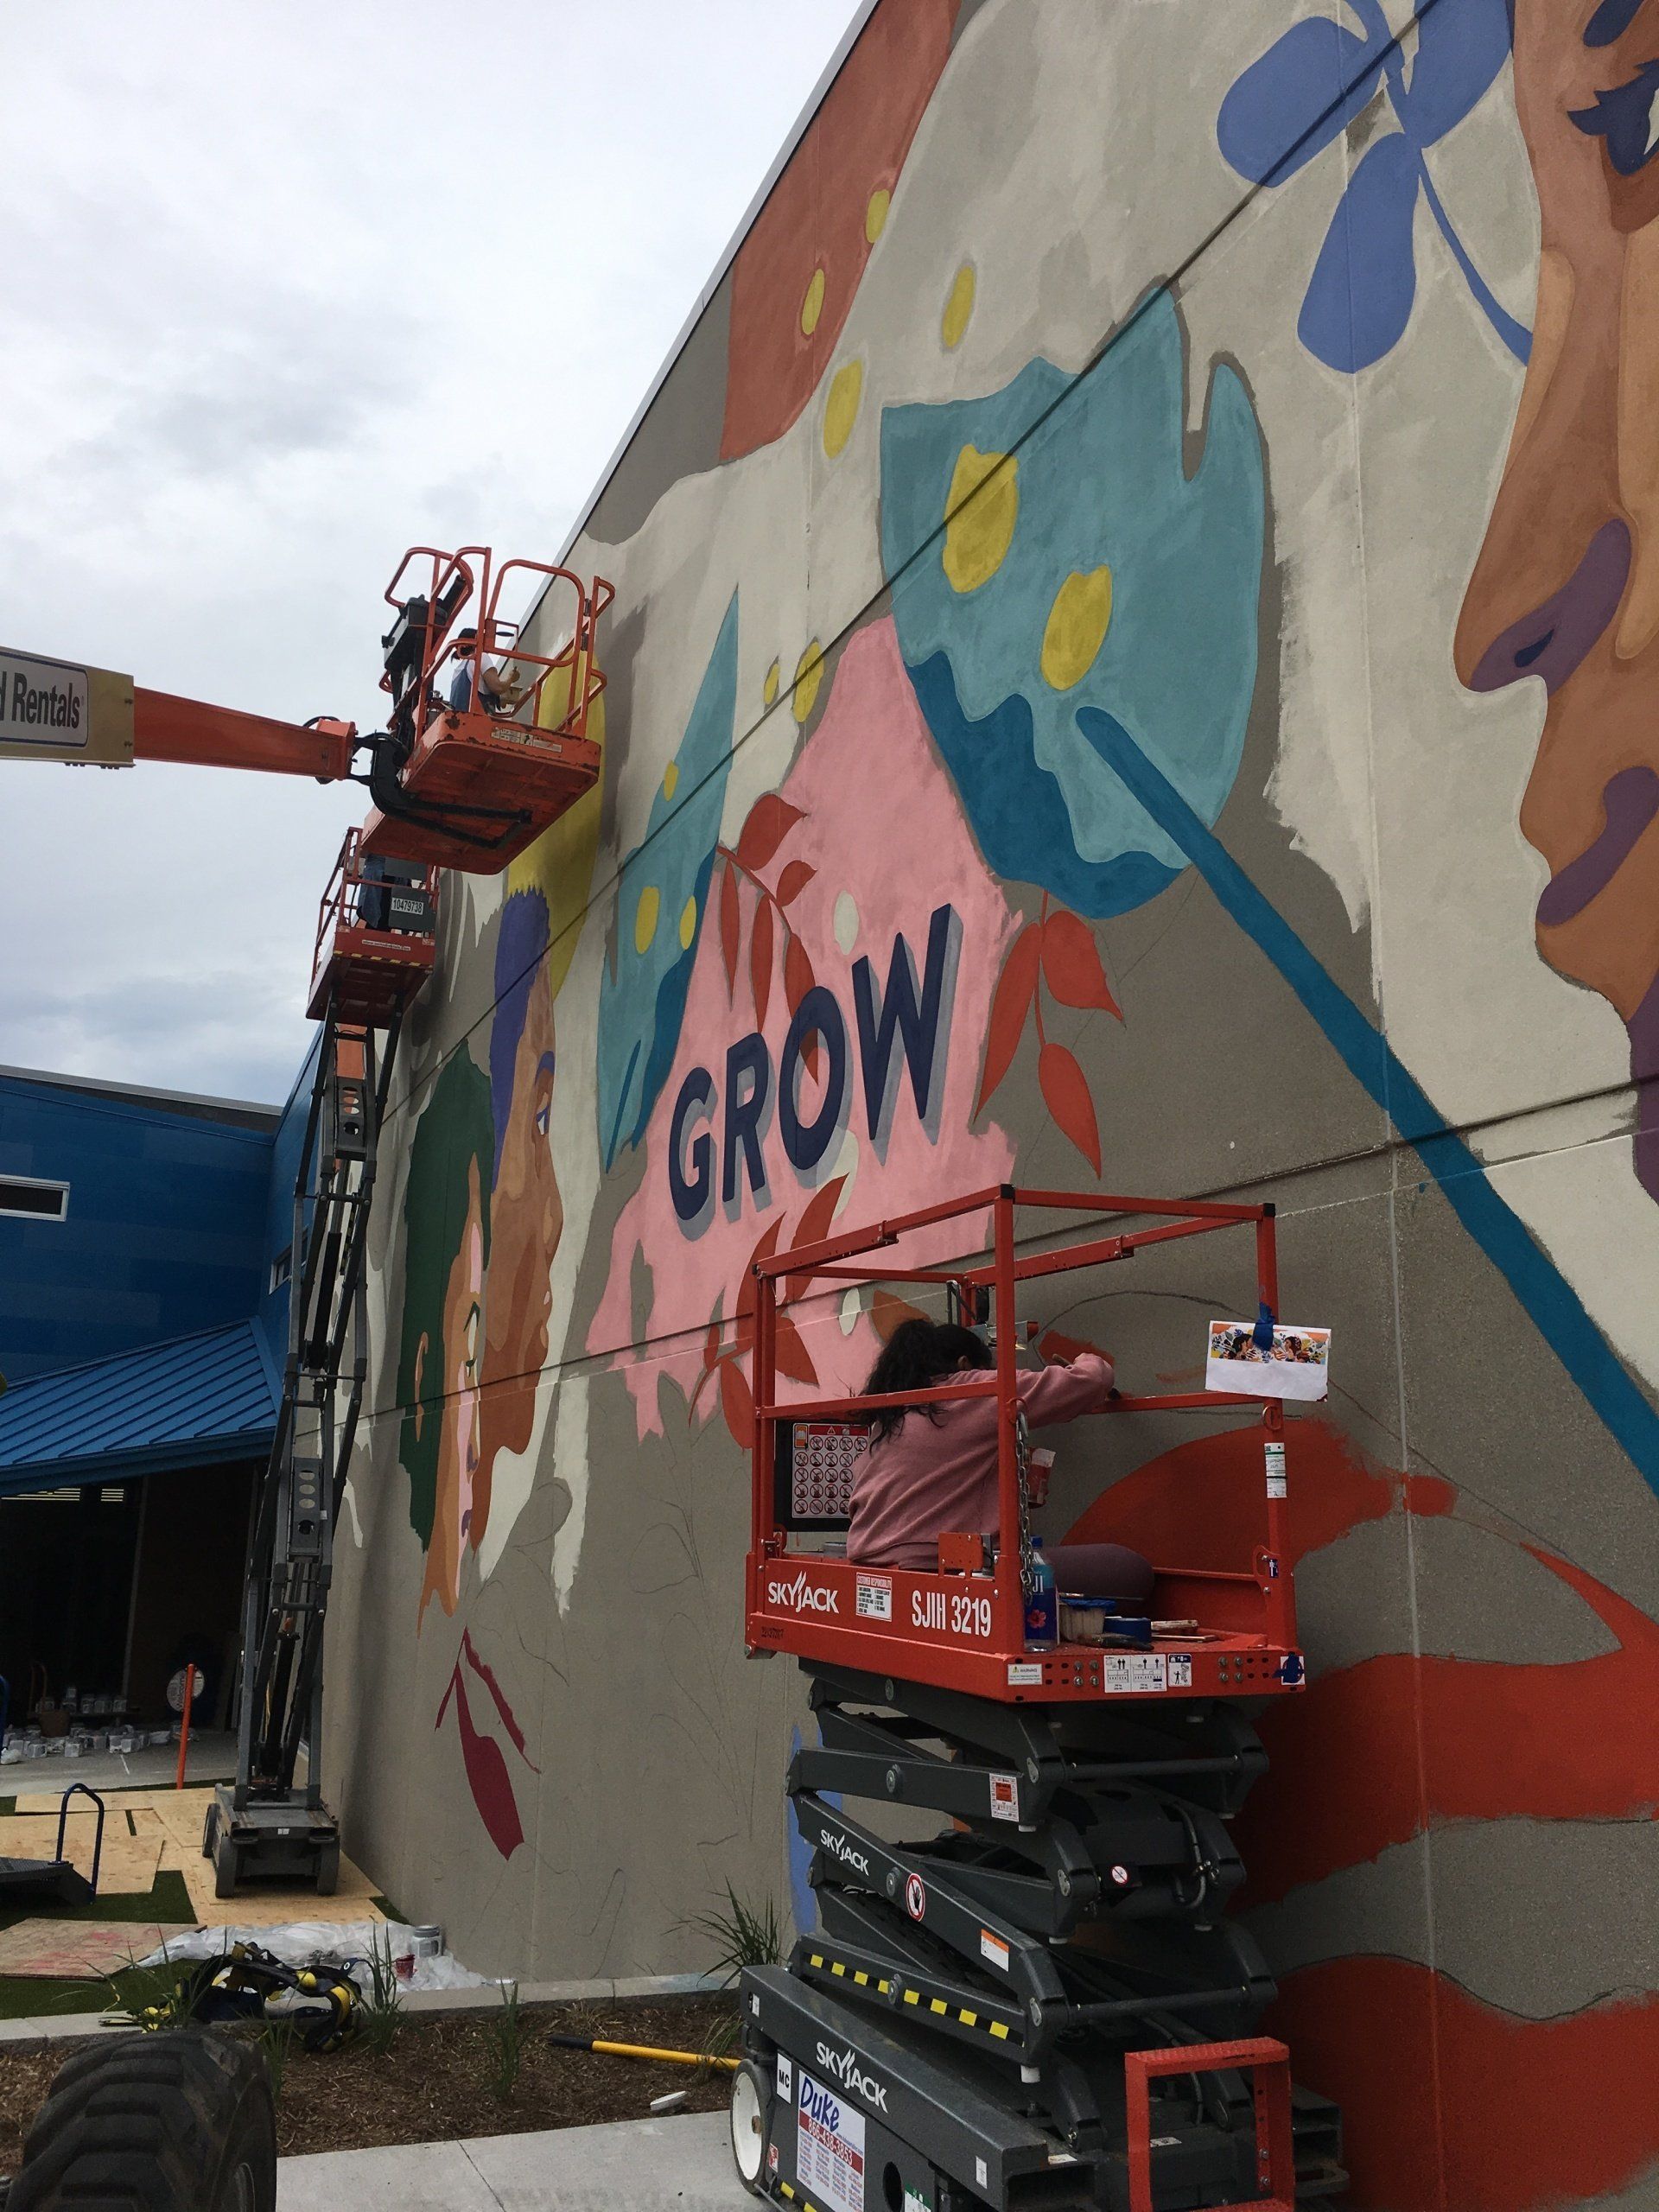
[[421, 1160, 486, 1622], [1457, 0, 1659, 1196], [482, 970, 562, 1460]]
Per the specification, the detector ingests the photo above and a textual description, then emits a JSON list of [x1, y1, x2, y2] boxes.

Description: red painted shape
[[1065, 1415, 1398, 1573], [1269, 1955, 1659, 2212], [720, 0, 957, 459], [1236, 1548, 1659, 1904], [437, 1662, 525, 1861]]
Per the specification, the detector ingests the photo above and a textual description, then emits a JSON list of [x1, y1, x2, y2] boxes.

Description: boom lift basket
[[359, 544, 611, 873]]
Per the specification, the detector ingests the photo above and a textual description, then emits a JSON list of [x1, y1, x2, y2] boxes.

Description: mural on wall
[[1217, 0, 1529, 371], [588, 614, 1021, 1443], [1458, 0, 1659, 1205], [395, 778, 601, 1853], [352, 1, 1659, 2201]]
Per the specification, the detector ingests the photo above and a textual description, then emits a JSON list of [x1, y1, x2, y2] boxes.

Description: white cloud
[[0, 0, 857, 1098]]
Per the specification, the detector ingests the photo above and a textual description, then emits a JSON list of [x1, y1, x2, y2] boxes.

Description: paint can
[[408, 1925, 444, 1959]]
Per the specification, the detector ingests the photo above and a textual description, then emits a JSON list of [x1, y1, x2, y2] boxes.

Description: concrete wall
[[328, 5, 1659, 2205], [0, 1071, 277, 1381]]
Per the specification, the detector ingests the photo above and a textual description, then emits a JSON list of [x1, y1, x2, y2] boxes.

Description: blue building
[[0, 1061, 307, 1730]]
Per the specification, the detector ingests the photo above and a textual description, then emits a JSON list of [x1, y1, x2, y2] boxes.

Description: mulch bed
[[0, 1995, 738, 2167]]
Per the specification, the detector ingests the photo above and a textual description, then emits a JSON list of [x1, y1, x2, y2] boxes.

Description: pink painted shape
[[589, 616, 1019, 1439]]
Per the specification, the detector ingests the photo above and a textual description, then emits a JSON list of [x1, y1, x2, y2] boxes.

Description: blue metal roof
[[0, 1319, 278, 1496]]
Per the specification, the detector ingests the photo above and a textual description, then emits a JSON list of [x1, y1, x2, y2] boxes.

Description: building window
[[0, 1176, 69, 1222], [270, 1247, 292, 1292]]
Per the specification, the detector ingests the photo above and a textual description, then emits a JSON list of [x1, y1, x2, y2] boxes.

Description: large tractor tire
[[2, 2029, 276, 2212]]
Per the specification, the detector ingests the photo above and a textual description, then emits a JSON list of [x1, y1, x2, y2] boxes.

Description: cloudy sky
[[1, 0, 856, 1104]]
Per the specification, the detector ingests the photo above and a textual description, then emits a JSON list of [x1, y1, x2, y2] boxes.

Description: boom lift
[[731, 1187, 1344, 2212], [5, 545, 610, 1891]]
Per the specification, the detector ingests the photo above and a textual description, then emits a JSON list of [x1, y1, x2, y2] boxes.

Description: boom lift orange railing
[[359, 545, 611, 871], [19, 542, 611, 878]]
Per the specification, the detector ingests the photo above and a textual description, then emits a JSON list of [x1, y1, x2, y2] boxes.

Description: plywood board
[[179, 1849, 383, 1929], [0, 1920, 195, 1979]]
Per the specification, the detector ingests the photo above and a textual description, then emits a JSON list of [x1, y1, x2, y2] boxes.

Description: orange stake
[[175, 1663, 196, 1789]]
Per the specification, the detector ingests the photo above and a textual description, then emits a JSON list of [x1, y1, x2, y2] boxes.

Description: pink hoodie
[[845, 1354, 1116, 1571]]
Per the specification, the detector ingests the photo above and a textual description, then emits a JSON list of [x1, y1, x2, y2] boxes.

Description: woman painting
[[846, 1319, 1153, 1598]]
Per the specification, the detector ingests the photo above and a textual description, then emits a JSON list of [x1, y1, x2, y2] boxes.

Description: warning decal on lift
[[1103, 1652, 1167, 1694], [855, 1573, 893, 1622], [988, 1773, 1020, 1821], [980, 1928, 1010, 1972], [798, 2070, 866, 2212], [1167, 1655, 1193, 1690]]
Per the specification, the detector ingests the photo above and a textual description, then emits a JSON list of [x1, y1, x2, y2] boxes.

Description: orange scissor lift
[[729, 1187, 1344, 2212]]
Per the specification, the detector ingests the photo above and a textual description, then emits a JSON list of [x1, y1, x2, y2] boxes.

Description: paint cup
[[408, 1925, 443, 1959]]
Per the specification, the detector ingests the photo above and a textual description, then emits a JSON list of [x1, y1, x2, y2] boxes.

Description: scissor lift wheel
[[730, 2061, 772, 2199]]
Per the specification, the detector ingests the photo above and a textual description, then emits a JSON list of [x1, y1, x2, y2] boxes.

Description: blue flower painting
[[597, 595, 739, 1167], [880, 289, 1265, 918], [1217, 0, 1529, 372]]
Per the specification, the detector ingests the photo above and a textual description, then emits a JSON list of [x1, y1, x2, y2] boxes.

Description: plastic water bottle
[[1025, 1538, 1058, 1650]]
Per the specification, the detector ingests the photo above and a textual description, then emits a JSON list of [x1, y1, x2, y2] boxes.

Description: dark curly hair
[[861, 1319, 993, 1442]]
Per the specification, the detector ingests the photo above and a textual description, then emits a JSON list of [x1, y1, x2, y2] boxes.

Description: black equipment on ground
[[0, 1783, 105, 1910], [733, 1663, 1345, 2210], [0, 2027, 277, 2212]]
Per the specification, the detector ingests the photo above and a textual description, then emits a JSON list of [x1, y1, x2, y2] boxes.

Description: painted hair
[[396, 1048, 494, 1545], [488, 889, 551, 1185], [861, 1319, 993, 1442]]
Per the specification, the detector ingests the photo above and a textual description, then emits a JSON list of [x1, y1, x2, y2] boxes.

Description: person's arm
[[1015, 1351, 1115, 1423]]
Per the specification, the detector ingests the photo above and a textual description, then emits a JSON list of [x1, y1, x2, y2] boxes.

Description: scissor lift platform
[[305, 830, 438, 1024], [732, 1185, 1344, 2209]]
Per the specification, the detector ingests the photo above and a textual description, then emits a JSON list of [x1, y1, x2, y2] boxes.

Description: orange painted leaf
[[1039, 1041, 1102, 1175], [735, 795, 805, 874], [688, 1362, 716, 1421], [1039, 1326, 1105, 1363], [976, 926, 1041, 1115], [775, 859, 815, 907], [719, 861, 740, 995], [784, 1174, 848, 1300], [1041, 910, 1122, 1019], [750, 896, 775, 1028], [735, 1217, 786, 1352], [718, 1357, 754, 1447], [872, 1288, 926, 1343], [773, 1312, 818, 1385]]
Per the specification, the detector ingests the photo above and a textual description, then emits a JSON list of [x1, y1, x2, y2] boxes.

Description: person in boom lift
[[844, 1317, 1153, 1596], [448, 626, 532, 716]]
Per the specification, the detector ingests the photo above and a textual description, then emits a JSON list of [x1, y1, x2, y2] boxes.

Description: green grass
[[0, 1870, 198, 2021]]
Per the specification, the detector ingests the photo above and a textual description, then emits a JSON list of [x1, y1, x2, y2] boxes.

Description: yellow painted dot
[[801, 266, 826, 337], [662, 760, 678, 801], [942, 446, 1018, 594], [678, 895, 697, 949], [865, 188, 891, 244], [763, 658, 780, 708], [633, 884, 659, 956], [942, 262, 976, 350], [792, 642, 825, 724], [823, 359, 863, 459], [1040, 566, 1115, 690]]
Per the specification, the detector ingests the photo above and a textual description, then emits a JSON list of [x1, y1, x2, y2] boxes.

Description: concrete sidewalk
[[276, 2109, 747, 2210]]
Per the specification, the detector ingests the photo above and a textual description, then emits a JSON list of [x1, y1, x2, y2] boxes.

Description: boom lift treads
[[5, 545, 610, 1893], [731, 1187, 1346, 2212]]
